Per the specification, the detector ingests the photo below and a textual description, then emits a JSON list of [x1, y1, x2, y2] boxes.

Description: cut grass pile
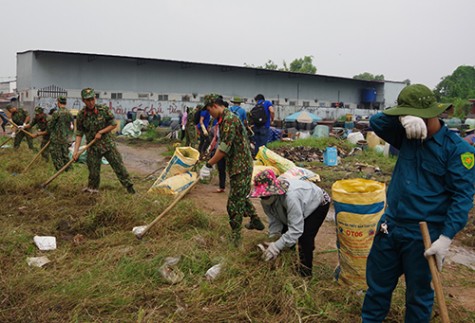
[[0, 142, 474, 322]]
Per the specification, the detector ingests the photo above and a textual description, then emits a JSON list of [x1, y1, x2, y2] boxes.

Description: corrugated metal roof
[[18, 49, 384, 84]]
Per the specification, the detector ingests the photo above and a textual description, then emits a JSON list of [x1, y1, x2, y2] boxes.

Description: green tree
[[433, 65, 475, 101], [353, 72, 385, 81], [288, 56, 317, 74], [244, 56, 317, 74]]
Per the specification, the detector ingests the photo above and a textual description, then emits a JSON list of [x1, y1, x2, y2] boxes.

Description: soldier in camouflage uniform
[[72, 88, 135, 194], [27, 106, 50, 160], [184, 106, 198, 147], [6, 104, 35, 150], [201, 94, 264, 245], [47, 96, 74, 171]]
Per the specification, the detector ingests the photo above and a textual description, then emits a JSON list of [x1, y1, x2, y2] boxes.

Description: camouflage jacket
[[11, 108, 29, 125], [48, 108, 74, 145], [218, 108, 253, 176], [30, 113, 49, 132], [76, 104, 117, 153]]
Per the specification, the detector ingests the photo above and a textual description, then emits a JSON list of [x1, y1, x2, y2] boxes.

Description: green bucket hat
[[57, 96, 67, 104], [230, 96, 243, 104], [383, 84, 452, 118], [81, 88, 95, 99], [34, 106, 44, 113]]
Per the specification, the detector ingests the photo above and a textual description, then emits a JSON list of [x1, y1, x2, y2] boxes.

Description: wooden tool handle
[[0, 136, 13, 148], [8, 119, 35, 138], [41, 138, 97, 188], [419, 221, 450, 323], [23, 140, 50, 173], [137, 179, 199, 239]]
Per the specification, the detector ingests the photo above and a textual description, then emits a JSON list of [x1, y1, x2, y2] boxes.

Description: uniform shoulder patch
[[461, 152, 474, 170]]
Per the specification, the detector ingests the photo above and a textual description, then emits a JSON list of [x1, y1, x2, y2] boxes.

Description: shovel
[[419, 221, 450, 323], [23, 140, 50, 173], [133, 179, 199, 239], [41, 138, 97, 188]]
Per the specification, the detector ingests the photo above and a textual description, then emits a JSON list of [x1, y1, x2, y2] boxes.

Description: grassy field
[[0, 139, 474, 322]]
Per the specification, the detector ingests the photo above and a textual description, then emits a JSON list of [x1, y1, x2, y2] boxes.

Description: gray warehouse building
[[16, 50, 406, 121]]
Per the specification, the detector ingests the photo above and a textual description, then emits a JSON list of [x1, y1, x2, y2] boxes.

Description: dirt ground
[[116, 141, 474, 314]]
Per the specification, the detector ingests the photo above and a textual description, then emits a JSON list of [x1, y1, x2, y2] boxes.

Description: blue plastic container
[[361, 88, 377, 103], [324, 147, 338, 166]]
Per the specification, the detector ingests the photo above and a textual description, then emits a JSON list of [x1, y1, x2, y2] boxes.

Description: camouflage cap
[[383, 84, 452, 118], [57, 96, 67, 104], [34, 106, 44, 113], [81, 88, 95, 99], [5, 103, 14, 110], [203, 93, 222, 108]]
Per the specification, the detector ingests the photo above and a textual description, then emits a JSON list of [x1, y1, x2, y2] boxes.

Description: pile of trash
[[271, 146, 323, 163]]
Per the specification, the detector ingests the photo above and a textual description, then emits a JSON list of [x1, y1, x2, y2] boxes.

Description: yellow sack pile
[[332, 178, 386, 289], [148, 147, 200, 195], [255, 146, 296, 174]]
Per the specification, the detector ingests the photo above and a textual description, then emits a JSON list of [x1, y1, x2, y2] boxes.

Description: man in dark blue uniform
[[362, 84, 475, 322]]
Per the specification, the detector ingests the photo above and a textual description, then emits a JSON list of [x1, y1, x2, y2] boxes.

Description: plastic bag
[[278, 166, 320, 183], [159, 256, 184, 284]]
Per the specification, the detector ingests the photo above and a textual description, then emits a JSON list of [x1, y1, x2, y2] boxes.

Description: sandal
[[214, 188, 225, 193]]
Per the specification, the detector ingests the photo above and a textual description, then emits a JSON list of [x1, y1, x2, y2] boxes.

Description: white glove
[[424, 234, 452, 272], [199, 164, 212, 179], [263, 242, 280, 261], [399, 116, 427, 140], [11, 132, 16, 138], [18, 125, 24, 130]]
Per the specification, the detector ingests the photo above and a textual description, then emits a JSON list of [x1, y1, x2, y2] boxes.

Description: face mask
[[261, 195, 277, 205]]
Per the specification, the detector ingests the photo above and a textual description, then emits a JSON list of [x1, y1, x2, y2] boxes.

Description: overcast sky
[[1, 0, 473, 89]]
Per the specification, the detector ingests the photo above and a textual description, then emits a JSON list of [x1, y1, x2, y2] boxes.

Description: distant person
[[251, 94, 274, 156], [47, 96, 74, 171], [6, 104, 35, 150], [229, 96, 248, 126], [184, 106, 198, 147], [73, 88, 135, 194], [362, 84, 475, 322], [26, 106, 50, 160], [0, 107, 10, 134], [197, 105, 211, 159]]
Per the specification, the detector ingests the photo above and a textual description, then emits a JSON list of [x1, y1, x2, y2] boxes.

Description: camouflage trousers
[[14, 131, 34, 150], [86, 147, 133, 190], [39, 136, 50, 161], [227, 170, 259, 233], [184, 127, 197, 148], [50, 142, 70, 171]]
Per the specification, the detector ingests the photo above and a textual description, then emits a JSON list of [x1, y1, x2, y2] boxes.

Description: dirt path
[[117, 141, 168, 176]]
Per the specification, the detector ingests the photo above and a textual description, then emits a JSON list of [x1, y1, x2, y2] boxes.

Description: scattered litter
[[132, 226, 147, 236], [26, 256, 51, 268], [33, 236, 57, 250], [159, 256, 184, 284], [205, 263, 223, 281]]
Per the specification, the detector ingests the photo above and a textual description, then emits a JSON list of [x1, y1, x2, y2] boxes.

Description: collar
[[84, 106, 98, 116], [430, 119, 446, 146]]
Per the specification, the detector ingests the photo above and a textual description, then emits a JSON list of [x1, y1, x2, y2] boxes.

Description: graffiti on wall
[[34, 97, 380, 121], [34, 98, 194, 120]]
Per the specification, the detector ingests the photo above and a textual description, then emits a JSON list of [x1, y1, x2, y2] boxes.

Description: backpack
[[249, 103, 267, 127], [193, 109, 202, 126]]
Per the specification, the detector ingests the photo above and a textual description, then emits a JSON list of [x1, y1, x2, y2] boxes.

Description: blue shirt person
[[229, 96, 247, 126], [252, 93, 274, 156], [362, 84, 475, 322]]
